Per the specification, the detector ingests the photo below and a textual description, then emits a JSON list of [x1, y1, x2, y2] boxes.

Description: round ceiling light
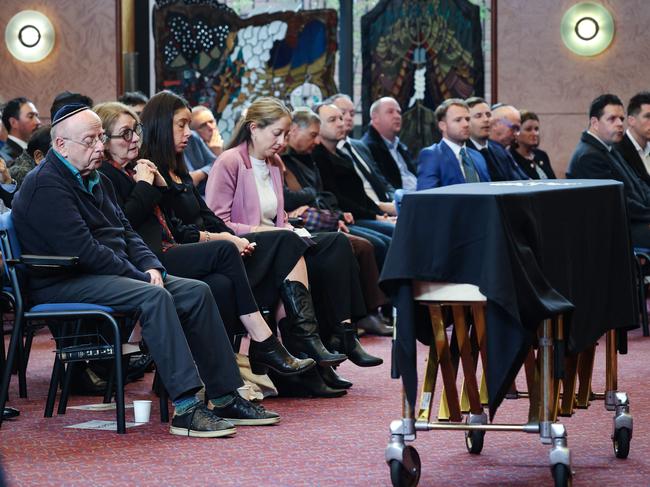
[[5, 10, 55, 63], [561, 3, 614, 57]]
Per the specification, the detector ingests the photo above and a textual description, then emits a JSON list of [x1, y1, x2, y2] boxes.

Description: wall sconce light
[[5, 10, 55, 63], [561, 2, 614, 56]]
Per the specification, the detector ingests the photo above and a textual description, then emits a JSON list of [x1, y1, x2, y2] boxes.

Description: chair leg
[[0, 313, 23, 429], [104, 364, 115, 405], [640, 280, 649, 337], [57, 362, 77, 415], [154, 370, 169, 423], [103, 315, 125, 434], [17, 327, 27, 398], [45, 357, 63, 417]]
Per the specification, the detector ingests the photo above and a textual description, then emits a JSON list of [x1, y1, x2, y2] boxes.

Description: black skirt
[[241, 230, 308, 309]]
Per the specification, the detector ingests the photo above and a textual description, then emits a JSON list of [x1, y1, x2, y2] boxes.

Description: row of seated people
[[0, 92, 396, 436]]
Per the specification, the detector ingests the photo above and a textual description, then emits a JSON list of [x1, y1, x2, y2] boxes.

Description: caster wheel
[[551, 463, 572, 487], [389, 446, 421, 487], [613, 427, 631, 459], [465, 429, 485, 454]]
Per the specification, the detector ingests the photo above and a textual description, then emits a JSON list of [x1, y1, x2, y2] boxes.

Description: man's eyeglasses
[[500, 119, 521, 133], [108, 123, 143, 142], [62, 134, 110, 149]]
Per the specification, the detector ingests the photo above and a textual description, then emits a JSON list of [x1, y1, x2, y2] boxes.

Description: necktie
[[342, 142, 388, 199], [460, 147, 480, 183]]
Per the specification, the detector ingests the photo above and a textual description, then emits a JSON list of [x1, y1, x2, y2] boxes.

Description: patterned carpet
[[1, 328, 649, 486]]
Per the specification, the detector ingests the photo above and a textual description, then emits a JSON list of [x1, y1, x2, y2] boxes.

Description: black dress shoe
[[249, 335, 316, 376], [70, 367, 108, 395], [318, 365, 353, 389], [356, 313, 394, 337], [270, 368, 347, 398], [210, 394, 280, 426], [126, 353, 154, 383], [327, 324, 383, 368], [2, 407, 19, 420]]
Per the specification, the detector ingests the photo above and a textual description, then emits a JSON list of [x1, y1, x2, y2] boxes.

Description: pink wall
[[497, 0, 650, 177], [0, 0, 119, 122]]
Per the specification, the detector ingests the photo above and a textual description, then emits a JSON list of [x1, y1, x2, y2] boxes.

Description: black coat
[[281, 149, 339, 212], [12, 150, 162, 297], [3, 138, 24, 165], [468, 139, 529, 181], [312, 143, 382, 220], [615, 132, 650, 186], [509, 147, 556, 180], [361, 125, 415, 189], [567, 131, 650, 224]]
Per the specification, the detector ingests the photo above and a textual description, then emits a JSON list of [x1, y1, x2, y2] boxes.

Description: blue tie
[[460, 147, 480, 183]]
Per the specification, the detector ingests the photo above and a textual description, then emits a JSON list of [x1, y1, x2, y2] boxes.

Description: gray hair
[[291, 108, 321, 129]]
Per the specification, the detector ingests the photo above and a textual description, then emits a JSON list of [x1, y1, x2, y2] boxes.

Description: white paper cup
[[237, 385, 251, 401], [133, 400, 152, 423]]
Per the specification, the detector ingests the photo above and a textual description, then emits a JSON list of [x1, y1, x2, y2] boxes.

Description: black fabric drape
[[380, 180, 636, 417]]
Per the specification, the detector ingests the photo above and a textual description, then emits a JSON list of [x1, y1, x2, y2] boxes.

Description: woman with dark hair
[[205, 96, 383, 382], [510, 110, 556, 179], [95, 101, 315, 380], [139, 92, 371, 396]]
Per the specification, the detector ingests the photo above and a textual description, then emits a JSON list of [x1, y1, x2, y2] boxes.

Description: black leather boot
[[318, 365, 353, 389], [326, 323, 383, 367], [249, 335, 316, 376], [279, 280, 347, 367], [269, 368, 347, 398]]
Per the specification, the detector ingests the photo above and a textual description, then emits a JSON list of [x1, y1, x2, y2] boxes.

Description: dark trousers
[[37, 274, 243, 401], [349, 223, 393, 269], [161, 240, 258, 334], [344, 233, 387, 311]]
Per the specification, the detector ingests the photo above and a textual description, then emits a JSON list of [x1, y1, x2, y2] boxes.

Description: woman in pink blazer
[[206, 97, 382, 392]]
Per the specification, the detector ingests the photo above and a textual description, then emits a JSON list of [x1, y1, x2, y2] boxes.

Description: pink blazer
[[205, 142, 290, 235]]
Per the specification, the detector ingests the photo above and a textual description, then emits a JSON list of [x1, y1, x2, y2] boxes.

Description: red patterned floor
[[2, 328, 650, 486]]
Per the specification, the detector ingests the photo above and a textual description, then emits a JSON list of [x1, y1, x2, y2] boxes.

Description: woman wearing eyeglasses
[[95, 101, 317, 382]]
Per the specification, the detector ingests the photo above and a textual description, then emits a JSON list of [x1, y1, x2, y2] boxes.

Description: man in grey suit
[[567, 94, 650, 247]]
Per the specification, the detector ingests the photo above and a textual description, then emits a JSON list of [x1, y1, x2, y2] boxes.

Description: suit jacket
[[416, 141, 490, 190], [342, 137, 395, 201], [281, 148, 339, 212], [3, 138, 24, 165], [205, 142, 289, 235], [616, 133, 650, 186], [312, 143, 382, 220], [361, 125, 416, 189], [468, 139, 529, 181], [567, 131, 650, 223]]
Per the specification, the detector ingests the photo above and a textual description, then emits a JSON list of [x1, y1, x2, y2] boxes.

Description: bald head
[[370, 97, 402, 140], [52, 110, 106, 176], [490, 105, 521, 147]]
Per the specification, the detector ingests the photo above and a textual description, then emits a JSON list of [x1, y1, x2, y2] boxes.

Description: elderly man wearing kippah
[[11, 104, 280, 437]]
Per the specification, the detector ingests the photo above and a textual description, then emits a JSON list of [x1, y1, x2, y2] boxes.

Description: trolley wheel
[[551, 463, 572, 487], [389, 446, 421, 487], [464, 429, 485, 454], [613, 427, 631, 459]]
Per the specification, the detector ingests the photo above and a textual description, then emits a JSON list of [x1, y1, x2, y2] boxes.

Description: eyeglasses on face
[[62, 134, 110, 149], [108, 123, 143, 142], [500, 119, 521, 133]]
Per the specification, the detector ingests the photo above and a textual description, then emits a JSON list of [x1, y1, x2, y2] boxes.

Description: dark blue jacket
[[12, 150, 163, 297], [416, 140, 490, 190], [468, 139, 529, 181]]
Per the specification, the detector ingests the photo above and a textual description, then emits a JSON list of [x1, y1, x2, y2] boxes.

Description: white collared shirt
[[626, 129, 650, 175], [7, 135, 27, 150], [470, 138, 489, 151], [442, 137, 467, 177], [381, 135, 417, 190]]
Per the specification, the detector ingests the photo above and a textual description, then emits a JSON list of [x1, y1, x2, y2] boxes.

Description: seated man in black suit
[[567, 94, 650, 247], [361, 97, 417, 191], [312, 102, 396, 240], [327, 94, 396, 215], [616, 91, 650, 186], [466, 97, 528, 181], [12, 104, 279, 437], [1, 97, 42, 165]]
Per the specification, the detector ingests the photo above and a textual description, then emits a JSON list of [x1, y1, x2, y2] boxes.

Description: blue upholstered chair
[[0, 211, 132, 433]]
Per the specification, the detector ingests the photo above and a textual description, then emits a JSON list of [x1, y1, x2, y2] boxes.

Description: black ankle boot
[[318, 365, 353, 389], [279, 280, 347, 367], [327, 323, 383, 367], [269, 368, 347, 398], [249, 335, 316, 376]]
